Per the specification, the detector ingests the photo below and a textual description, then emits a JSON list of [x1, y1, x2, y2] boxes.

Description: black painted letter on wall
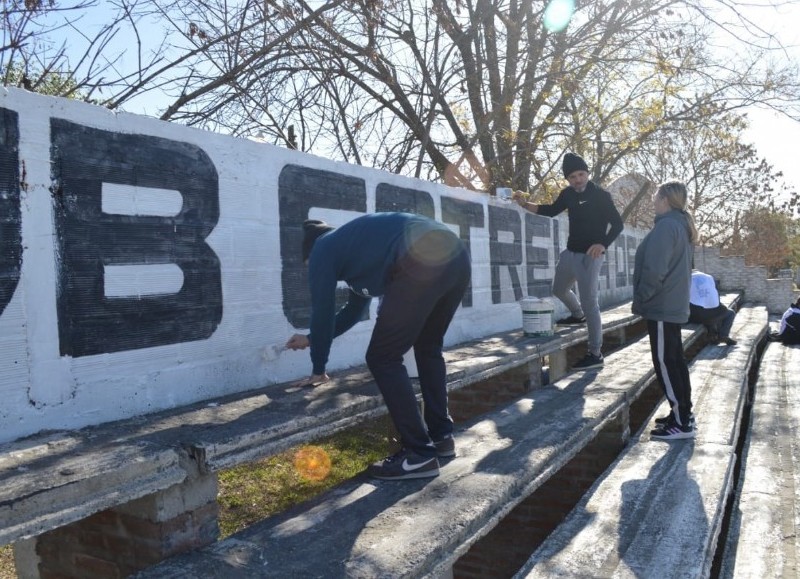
[[375, 183, 434, 217], [279, 165, 367, 329], [488, 205, 523, 303], [0, 108, 21, 318], [442, 196, 483, 307], [51, 119, 222, 357], [525, 212, 553, 298]]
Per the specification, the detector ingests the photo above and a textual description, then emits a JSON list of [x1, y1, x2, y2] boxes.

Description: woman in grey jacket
[[632, 181, 698, 440]]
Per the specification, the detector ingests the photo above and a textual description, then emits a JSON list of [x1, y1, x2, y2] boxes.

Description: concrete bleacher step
[[719, 339, 800, 578], [515, 304, 767, 579], [132, 305, 728, 578], [0, 300, 642, 547]]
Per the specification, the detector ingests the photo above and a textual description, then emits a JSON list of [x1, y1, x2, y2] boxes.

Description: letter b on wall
[[51, 120, 222, 357]]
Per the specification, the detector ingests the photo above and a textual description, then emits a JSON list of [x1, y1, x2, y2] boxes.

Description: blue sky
[[48, 1, 800, 194], [738, 1, 800, 194]]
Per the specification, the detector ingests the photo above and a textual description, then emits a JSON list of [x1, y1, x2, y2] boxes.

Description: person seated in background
[[768, 298, 800, 344], [688, 270, 737, 346]]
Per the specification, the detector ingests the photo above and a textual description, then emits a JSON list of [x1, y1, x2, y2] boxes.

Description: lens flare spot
[[544, 0, 575, 32], [294, 446, 332, 481]]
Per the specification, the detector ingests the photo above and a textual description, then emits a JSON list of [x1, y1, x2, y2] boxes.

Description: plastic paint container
[[520, 297, 554, 337]]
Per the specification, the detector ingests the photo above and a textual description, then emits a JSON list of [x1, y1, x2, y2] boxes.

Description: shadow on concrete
[[616, 441, 706, 577]]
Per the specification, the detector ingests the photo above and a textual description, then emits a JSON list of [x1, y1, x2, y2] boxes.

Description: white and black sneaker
[[650, 419, 696, 441], [572, 352, 604, 370], [433, 436, 456, 458], [367, 448, 440, 480], [655, 413, 696, 429]]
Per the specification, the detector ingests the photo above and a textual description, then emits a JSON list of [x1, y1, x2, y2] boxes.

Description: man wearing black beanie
[[561, 152, 589, 178], [286, 212, 471, 480], [514, 152, 623, 370]]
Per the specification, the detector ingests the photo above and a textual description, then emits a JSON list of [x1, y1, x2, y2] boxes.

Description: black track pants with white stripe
[[647, 319, 693, 426]]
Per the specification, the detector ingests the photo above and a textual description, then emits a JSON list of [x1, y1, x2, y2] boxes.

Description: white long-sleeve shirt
[[690, 271, 720, 309], [780, 305, 800, 336]]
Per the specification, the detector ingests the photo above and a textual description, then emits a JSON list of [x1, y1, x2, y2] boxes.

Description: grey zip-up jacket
[[632, 209, 694, 323]]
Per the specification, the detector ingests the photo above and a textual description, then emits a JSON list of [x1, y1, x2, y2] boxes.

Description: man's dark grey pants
[[365, 231, 471, 458], [689, 303, 736, 339]]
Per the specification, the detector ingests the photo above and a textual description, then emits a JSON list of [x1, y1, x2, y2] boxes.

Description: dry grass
[[0, 417, 391, 576], [217, 417, 390, 537], [0, 546, 14, 579]]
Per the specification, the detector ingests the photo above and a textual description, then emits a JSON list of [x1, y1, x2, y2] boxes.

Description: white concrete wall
[[0, 88, 647, 444]]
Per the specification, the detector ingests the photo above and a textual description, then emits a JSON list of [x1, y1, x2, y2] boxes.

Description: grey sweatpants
[[552, 249, 604, 356]]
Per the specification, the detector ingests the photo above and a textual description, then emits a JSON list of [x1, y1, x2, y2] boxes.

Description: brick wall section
[[694, 247, 793, 314], [454, 411, 630, 578], [629, 381, 664, 433], [33, 473, 219, 578], [448, 319, 650, 433], [449, 360, 543, 421]]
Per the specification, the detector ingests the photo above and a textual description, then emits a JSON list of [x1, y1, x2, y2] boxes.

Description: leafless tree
[[151, 0, 797, 196], [617, 109, 796, 244], [5, 0, 799, 212], [1, 1, 162, 100]]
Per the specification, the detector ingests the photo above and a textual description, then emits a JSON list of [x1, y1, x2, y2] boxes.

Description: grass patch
[[0, 546, 13, 579], [216, 416, 391, 538], [0, 417, 392, 575]]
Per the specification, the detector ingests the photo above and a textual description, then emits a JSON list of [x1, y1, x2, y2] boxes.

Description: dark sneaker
[[719, 337, 737, 346], [367, 449, 440, 480], [651, 420, 695, 441], [654, 413, 671, 425], [572, 352, 603, 370], [655, 413, 696, 429], [556, 315, 586, 325], [433, 436, 455, 458]]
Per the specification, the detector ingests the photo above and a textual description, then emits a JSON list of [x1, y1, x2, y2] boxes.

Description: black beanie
[[302, 219, 335, 262], [562, 152, 589, 178]]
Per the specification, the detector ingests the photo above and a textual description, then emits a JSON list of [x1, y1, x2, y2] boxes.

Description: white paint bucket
[[520, 297, 554, 337]]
